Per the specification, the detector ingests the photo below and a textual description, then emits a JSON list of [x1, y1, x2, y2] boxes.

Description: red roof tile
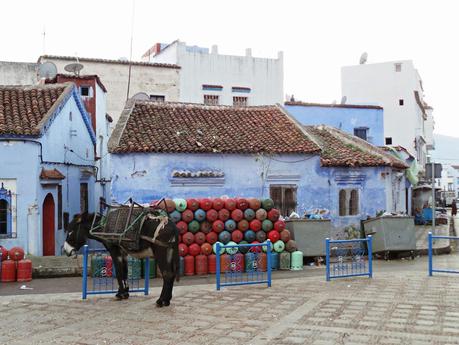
[[304, 125, 408, 169], [108, 102, 321, 154], [40, 168, 65, 180], [0, 84, 71, 136]]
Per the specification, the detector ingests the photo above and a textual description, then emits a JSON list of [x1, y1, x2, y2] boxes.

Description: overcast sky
[[1, 0, 458, 137]]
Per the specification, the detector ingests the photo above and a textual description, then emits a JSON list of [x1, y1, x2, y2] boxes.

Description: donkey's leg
[[154, 246, 170, 307], [162, 247, 177, 306], [120, 253, 130, 299], [108, 247, 127, 300]]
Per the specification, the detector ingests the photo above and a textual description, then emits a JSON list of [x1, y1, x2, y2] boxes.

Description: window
[[0, 184, 12, 237], [354, 127, 368, 141], [399, 99, 404, 106], [57, 185, 63, 230], [204, 95, 219, 106], [339, 189, 360, 216], [149, 95, 165, 102], [385, 137, 393, 145], [80, 86, 90, 97], [233, 96, 248, 107], [232, 86, 251, 93], [69, 111, 72, 121], [202, 85, 223, 91], [448, 183, 454, 192], [395, 63, 402, 72], [270, 185, 297, 216], [80, 183, 89, 213]]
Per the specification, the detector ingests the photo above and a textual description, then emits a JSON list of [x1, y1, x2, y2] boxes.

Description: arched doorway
[[42, 193, 55, 256]]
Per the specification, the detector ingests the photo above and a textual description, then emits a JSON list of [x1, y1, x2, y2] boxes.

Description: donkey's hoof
[[122, 292, 130, 299], [156, 299, 169, 307], [163, 300, 170, 307], [115, 293, 124, 300]]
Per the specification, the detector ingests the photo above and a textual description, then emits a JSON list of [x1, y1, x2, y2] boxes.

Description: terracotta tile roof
[[40, 168, 65, 180], [304, 125, 408, 169], [285, 101, 383, 110], [0, 83, 72, 136], [39, 55, 180, 69], [108, 102, 321, 154]]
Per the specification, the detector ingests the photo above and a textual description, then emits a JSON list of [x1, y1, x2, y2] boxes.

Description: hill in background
[[432, 134, 459, 165]]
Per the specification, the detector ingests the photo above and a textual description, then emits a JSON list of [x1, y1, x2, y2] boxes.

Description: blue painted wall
[[111, 152, 394, 237], [284, 105, 384, 146], [0, 87, 96, 255]]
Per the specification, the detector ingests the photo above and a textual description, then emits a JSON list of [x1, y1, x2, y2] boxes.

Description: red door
[[43, 193, 55, 256]]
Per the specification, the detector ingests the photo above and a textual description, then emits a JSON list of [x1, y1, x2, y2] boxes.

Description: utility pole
[[431, 161, 436, 234]]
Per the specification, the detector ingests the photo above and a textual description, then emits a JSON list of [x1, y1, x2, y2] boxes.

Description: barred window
[[350, 189, 359, 215], [339, 189, 359, 216], [204, 95, 219, 105], [233, 96, 248, 107], [339, 190, 347, 216]]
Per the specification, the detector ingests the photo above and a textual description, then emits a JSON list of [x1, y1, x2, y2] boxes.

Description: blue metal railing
[[325, 236, 373, 281], [428, 232, 459, 276], [82, 245, 150, 299], [216, 241, 272, 290]]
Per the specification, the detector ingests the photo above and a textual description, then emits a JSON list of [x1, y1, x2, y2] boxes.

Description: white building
[[436, 165, 459, 204], [341, 60, 434, 171], [143, 40, 283, 106]]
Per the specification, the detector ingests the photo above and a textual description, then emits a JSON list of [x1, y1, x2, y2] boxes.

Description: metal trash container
[[285, 219, 331, 257], [363, 216, 416, 259]]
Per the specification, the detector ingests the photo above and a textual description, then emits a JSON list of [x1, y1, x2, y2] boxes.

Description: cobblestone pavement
[[2, 261, 459, 345]]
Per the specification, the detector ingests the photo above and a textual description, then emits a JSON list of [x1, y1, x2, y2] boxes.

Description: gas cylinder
[[194, 232, 206, 246], [257, 252, 267, 272], [104, 255, 113, 277], [200, 221, 212, 234], [212, 220, 225, 233], [195, 254, 208, 275], [201, 243, 213, 256], [280, 229, 291, 243], [91, 254, 104, 277], [182, 232, 195, 245], [218, 208, 230, 222], [230, 252, 245, 272], [279, 251, 291, 270], [267, 209, 280, 222], [186, 199, 200, 211], [16, 259, 32, 282], [179, 256, 184, 276], [208, 254, 217, 274], [224, 198, 237, 211], [206, 232, 218, 245], [268, 230, 280, 243], [8, 247, 25, 261], [231, 229, 244, 243], [0, 246, 8, 261], [1, 259, 16, 282], [212, 198, 224, 210], [178, 243, 189, 257], [188, 243, 201, 256], [199, 198, 213, 211], [176, 221, 188, 235], [270, 252, 279, 271], [248, 198, 261, 210], [274, 220, 286, 232], [244, 252, 256, 272], [206, 209, 218, 222], [220, 253, 231, 273], [184, 255, 195, 276], [291, 251, 304, 270], [128, 257, 141, 280]]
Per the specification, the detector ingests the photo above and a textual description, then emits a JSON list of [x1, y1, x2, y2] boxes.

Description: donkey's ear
[[74, 214, 83, 224]]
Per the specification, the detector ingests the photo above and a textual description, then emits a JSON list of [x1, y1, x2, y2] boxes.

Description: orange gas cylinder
[[208, 254, 217, 274], [16, 259, 32, 282], [257, 252, 267, 272], [1, 259, 16, 282], [220, 253, 231, 273], [195, 255, 208, 275], [104, 256, 113, 277], [184, 255, 195, 276], [8, 247, 25, 261]]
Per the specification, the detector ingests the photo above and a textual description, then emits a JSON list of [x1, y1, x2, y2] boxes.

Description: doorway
[[42, 193, 55, 256]]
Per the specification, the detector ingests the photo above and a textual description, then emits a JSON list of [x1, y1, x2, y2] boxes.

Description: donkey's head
[[63, 213, 93, 257]]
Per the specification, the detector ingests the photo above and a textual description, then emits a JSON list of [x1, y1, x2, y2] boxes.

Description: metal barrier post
[[144, 258, 150, 295], [266, 240, 272, 287], [428, 232, 433, 276], [82, 245, 89, 300], [216, 243, 221, 291], [325, 238, 330, 281], [368, 235, 373, 278]]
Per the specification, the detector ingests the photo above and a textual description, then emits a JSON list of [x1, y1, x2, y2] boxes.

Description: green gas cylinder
[[291, 251, 304, 270]]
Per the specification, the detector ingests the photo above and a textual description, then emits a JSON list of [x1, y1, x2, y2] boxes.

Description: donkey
[[63, 211, 179, 307]]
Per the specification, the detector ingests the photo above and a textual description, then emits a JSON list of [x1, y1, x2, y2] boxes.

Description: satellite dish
[[38, 62, 57, 79], [340, 96, 347, 104], [132, 92, 150, 101], [64, 62, 84, 76], [359, 52, 368, 65]]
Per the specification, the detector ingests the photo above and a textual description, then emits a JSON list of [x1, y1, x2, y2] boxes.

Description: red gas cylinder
[[188, 243, 201, 256], [199, 198, 213, 211], [280, 229, 291, 243], [164, 199, 176, 213], [231, 209, 244, 222], [0, 246, 8, 261], [1, 260, 16, 282], [285, 240, 298, 252], [218, 209, 230, 222], [230, 253, 245, 272], [178, 243, 189, 257], [255, 209, 267, 221], [104, 256, 113, 277], [200, 221, 212, 234], [176, 221, 188, 235], [249, 219, 262, 232], [184, 255, 195, 276], [248, 198, 261, 210], [182, 232, 195, 245], [249, 241, 262, 253], [220, 254, 231, 273], [206, 232, 218, 244], [257, 252, 267, 272], [201, 243, 213, 256], [208, 254, 217, 274], [16, 259, 32, 282], [8, 247, 25, 261], [212, 220, 225, 233], [268, 230, 280, 243], [206, 209, 218, 222], [195, 255, 208, 275], [181, 209, 194, 223], [194, 232, 206, 246], [224, 198, 237, 211], [186, 199, 200, 211], [231, 230, 244, 243], [212, 198, 224, 211], [267, 209, 280, 222], [274, 220, 286, 232], [236, 198, 249, 210], [238, 219, 249, 232]]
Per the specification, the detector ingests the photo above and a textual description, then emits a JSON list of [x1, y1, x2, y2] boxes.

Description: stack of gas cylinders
[[153, 197, 299, 276], [0, 246, 32, 282]]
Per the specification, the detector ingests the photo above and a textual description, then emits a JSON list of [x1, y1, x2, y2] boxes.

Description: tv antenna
[[64, 58, 84, 76], [359, 52, 368, 65], [37, 62, 57, 80], [132, 92, 149, 101], [340, 96, 347, 104]]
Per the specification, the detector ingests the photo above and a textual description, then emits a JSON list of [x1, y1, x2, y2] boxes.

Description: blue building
[[0, 83, 96, 255], [284, 101, 384, 146], [108, 102, 407, 237]]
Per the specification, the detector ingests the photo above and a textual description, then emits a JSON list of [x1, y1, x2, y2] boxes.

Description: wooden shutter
[[350, 189, 359, 215], [339, 190, 347, 216]]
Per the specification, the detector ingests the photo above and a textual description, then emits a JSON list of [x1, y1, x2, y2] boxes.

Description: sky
[[1, 0, 458, 137]]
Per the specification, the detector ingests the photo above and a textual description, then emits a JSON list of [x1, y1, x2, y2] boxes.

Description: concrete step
[[28, 255, 84, 278]]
